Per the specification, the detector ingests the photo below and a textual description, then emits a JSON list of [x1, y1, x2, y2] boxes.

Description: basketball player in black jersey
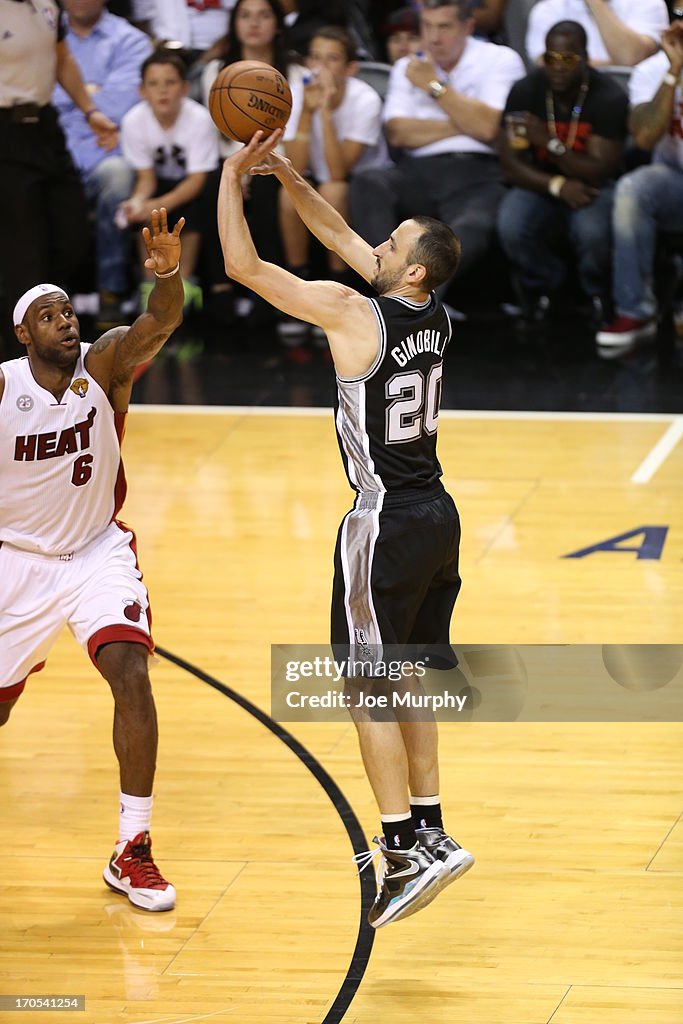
[[218, 131, 474, 928]]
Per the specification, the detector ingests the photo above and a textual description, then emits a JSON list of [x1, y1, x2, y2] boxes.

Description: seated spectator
[[119, 51, 219, 310], [53, 0, 153, 329], [597, 19, 683, 352], [280, 25, 390, 339], [382, 7, 422, 64], [349, 0, 525, 301], [200, 0, 302, 327], [497, 21, 628, 334], [526, 0, 669, 67], [410, 0, 507, 40], [132, 0, 236, 63]]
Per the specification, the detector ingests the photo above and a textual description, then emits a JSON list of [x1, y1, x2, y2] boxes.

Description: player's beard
[[30, 334, 81, 371], [372, 261, 407, 295]]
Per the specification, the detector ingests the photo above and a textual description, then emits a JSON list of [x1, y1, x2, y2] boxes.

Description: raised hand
[[661, 23, 683, 75], [406, 53, 440, 92], [223, 130, 284, 177], [141, 208, 184, 274]]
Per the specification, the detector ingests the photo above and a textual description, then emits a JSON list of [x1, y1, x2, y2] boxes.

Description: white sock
[[119, 792, 153, 843]]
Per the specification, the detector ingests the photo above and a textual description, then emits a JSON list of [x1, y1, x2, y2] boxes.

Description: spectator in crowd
[[408, 0, 508, 41], [526, 0, 669, 67], [280, 26, 390, 342], [382, 7, 422, 64], [119, 51, 219, 311], [497, 21, 628, 333], [0, 0, 117, 358], [350, 0, 525, 301], [201, 0, 302, 327], [53, 0, 153, 329], [132, 0, 236, 62], [597, 19, 683, 352], [279, 0, 375, 62]]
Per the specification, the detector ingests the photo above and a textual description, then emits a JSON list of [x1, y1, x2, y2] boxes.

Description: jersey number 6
[[71, 453, 94, 487], [385, 364, 443, 444]]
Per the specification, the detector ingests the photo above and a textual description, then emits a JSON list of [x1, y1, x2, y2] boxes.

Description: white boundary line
[[631, 416, 683, 484], [130, 404, 681, 423]]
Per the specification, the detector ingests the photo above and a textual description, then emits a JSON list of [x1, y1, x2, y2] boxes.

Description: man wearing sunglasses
[[526, 0, 668, 67], [497, 20, 628, 336]]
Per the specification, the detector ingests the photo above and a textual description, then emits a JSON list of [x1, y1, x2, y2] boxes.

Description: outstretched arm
[[218, 135, 360, 328], [86, 208, 185, 410], [218, 134, 380, 378], [249, 132, 376, 282]]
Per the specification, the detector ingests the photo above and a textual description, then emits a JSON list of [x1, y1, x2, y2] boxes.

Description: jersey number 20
[[385, 364, 443, 444]]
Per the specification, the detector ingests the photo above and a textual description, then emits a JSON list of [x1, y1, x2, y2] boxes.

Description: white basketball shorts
[[0, 520, 153, 702]]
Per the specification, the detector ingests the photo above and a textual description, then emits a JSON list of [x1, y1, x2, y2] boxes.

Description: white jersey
[[0, 345, 126, 555]]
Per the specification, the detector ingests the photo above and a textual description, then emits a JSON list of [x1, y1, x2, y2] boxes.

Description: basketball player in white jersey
[[217, 132, 474, 928], [0, 208, 184, 912]]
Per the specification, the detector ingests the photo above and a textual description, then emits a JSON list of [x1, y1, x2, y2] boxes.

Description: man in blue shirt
[[53, 0, 152, 327]]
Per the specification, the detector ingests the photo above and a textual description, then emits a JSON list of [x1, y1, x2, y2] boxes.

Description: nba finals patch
[[70, 378, 89, 398]]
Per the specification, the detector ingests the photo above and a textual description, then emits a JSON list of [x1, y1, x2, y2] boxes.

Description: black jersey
[[335, 292, 452, 497]]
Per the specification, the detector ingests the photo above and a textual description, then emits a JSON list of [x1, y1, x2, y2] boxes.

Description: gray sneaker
[[416, 827, 474, 890], [354, 836, 446, 929]]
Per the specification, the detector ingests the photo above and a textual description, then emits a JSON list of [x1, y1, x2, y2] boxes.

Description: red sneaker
[[596, 316, 656, 347], [103, 831, 175, 911]]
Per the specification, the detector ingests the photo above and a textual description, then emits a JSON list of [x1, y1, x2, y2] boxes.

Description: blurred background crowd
[[2, 0, 683, 365]]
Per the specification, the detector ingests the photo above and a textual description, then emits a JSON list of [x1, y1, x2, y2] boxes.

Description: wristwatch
[[547, 137, 567, 157], [428, 79, 448, 99]]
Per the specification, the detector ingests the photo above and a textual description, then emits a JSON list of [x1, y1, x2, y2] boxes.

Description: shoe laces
[[123, 835, 167, 889], [352, 839, 387, 903]]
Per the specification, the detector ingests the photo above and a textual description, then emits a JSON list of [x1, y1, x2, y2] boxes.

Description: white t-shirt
[[284, 75, 390, 183], [121, 97, 220, 180], [383, 38, 525, 158], [630, 50, 683, 169], [526, 0, 669, 65]]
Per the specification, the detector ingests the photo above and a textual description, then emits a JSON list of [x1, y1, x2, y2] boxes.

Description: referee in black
[[0, 0, 117, 356], [217, 130, 475, 930]]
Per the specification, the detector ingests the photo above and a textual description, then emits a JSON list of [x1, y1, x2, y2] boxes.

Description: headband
[[13, 284, 69, 327]]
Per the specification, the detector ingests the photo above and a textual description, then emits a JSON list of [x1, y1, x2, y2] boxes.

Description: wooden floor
[[1, 407, 682, 1024]]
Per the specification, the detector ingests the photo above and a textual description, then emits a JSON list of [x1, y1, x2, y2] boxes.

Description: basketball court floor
[[1, 383, 682, 1024]]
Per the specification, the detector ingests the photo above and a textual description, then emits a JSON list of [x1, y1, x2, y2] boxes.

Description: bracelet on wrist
[[84, 107, 98, 122], [155, 263, 180, 279], [663, 70, 679, 88], [548, 175, 566, 198]]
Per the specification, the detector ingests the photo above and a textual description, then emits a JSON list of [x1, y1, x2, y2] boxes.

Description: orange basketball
[[209, 60, 292, 143]]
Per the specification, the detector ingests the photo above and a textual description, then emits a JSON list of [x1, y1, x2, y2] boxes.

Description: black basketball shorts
[[331, 486, 461, 662]]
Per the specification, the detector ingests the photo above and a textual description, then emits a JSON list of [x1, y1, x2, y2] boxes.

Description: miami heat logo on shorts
[[70, 378, 89, 398], [123, 600, 143, 623]]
